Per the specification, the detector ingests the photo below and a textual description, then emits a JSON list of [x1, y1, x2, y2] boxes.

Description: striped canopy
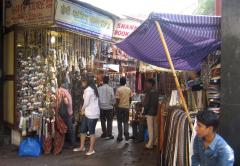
[[116, 13, 221, 71]]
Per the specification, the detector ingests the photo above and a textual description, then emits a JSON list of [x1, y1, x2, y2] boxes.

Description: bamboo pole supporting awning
[[155, 21, 194, 131]]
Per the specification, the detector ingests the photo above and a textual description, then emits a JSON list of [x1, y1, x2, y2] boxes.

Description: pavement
[[0, 121, 158, 166]]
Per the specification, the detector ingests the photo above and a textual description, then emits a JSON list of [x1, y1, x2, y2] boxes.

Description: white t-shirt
[[82, 87, 100, 119]]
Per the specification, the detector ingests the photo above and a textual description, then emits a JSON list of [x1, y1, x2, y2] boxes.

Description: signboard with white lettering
[[5, 0, 54, 27], [55, 0, 114, 40], [113, 19, 141, 39]]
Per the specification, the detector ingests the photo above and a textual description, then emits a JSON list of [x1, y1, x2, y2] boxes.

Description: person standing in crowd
[[55, 78, 74, 154], [98, 76, 115, 139], [73, 76, 100, 156], [192, 111, 234, 166], [115, 77, 132, 142], [143, 78, 159, 149]]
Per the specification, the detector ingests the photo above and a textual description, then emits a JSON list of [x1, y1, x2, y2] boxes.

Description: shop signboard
[[5, 0, 54, 27], [113, 19, 141, 39], [55, 0, 114, 40], [103, 64, 119, 72]]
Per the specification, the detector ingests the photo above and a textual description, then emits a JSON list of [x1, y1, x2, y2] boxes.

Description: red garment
[[53, 131, 65, 155], [138, 73, 142, 92], [42, 87, 71, 155], [56, 87, 73, 116], [52, 87, 69, 155], [43, 137, 52, 154]]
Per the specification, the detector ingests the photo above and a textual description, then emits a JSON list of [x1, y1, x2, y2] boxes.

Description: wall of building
[[0, 0, 4, 146], [220, 0, 240, 165]]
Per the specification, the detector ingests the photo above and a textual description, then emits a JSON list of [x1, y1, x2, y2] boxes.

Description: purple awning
[[116, 13, 221, 71]]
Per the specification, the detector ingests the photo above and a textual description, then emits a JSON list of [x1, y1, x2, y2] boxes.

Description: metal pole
[[155, 21, 194, 132]]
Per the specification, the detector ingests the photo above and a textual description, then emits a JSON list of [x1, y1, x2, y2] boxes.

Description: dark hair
[[103, 76, 109, 84], [146, 78, 156, 86], [120, 77, 126, 86], [61, 78, 69, 89], [197, 110, 219, 131], [83, 76, 99, 97]]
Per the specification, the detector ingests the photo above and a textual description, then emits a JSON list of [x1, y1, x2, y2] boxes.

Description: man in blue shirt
[[192, 111, 234, 166]]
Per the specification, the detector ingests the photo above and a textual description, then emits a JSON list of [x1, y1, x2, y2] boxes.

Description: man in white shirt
[[98, 76, 115, 139]]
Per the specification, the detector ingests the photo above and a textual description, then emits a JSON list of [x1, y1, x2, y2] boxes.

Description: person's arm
[[129, 89, 132, 104], [111, 88, 116, 106], [191, 136, 201, 166], [142, 93, 150, 115], [115, 88, 120, 108], [153, 91, 159, 113], [82, 90, 91, 111], [217, 144, 234, 166], [63, 96, 69, 105]]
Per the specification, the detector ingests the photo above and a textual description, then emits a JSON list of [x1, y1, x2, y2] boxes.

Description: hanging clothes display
[[137, 72, 142, 92], [169, 90, 180, 106], [200, 51, 221, 113], [160, 108, 192, 166]]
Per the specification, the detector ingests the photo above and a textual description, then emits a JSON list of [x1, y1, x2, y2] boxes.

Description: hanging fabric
[[169, 90, 180, 106], [160, 109, 192, 166]]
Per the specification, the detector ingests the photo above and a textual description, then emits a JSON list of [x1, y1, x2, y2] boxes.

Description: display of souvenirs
[[16, 47, 57, 136], [16, 48, 47, 113], [14, 29, 137, 153]]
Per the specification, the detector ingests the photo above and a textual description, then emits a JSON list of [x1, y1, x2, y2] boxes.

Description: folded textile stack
[[207, 64, 221, 113]]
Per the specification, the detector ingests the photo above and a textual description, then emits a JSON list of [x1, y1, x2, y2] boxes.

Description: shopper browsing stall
[[143, 78, 159, 149], [98, 76, 115, 139], [73, 76, 100, 156], [115, 77, 132, 142], [55, 79, 74, 154]]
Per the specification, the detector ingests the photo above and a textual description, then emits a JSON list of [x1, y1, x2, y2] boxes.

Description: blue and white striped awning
[[116, 13, 221, 71]]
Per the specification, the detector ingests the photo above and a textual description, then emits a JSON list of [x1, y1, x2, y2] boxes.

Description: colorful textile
[[160, 109, 191, 166], [56, 87, 73, 116]]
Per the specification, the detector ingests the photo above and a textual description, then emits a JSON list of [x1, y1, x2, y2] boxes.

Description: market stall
[[117, 12, 221, 165], [3, 0, 138, 152], [3, 0, 120, 149]]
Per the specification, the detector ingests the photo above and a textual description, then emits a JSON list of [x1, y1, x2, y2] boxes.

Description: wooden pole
[[155, 21, 194, 132]]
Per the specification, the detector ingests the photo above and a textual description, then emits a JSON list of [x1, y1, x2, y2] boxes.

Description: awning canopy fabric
[[116, 13, 221, 71]]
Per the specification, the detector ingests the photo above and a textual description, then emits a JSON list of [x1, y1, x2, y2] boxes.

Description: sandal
[[86, 150, 95, 156], [73, 147, 86, 152]]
